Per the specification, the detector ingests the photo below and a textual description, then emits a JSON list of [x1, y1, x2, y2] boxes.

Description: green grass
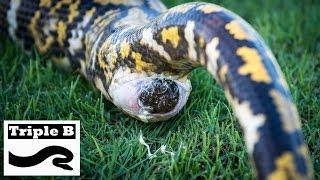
[[0, 0, 319, 179]]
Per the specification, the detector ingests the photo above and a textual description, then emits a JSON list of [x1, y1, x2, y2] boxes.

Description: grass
[[0, 0, 319, 179]]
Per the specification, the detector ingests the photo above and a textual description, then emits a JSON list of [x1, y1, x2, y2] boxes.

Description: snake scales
[[0, 0, 313, 179]]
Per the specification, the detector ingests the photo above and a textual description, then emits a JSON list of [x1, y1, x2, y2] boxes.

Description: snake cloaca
[[0, 0, 313, 179]]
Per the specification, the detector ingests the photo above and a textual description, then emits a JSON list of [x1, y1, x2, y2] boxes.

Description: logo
[[4, 121, 80, 176]]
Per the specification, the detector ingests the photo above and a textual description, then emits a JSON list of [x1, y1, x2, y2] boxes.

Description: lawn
[[0, 0, 319, 179]]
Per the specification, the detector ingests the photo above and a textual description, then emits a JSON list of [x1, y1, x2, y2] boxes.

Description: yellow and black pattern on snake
[[0, 0, 313, 179]]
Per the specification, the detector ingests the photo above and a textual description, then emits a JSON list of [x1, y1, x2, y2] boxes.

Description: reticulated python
[[0, 0, 313, 179]]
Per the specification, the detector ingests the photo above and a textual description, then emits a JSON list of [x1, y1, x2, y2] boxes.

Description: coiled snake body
[[0, 0, 313, 179]]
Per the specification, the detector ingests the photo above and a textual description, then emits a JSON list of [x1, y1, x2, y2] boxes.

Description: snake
[[9, 145, 74, 170], [0, 0, 313, 179]]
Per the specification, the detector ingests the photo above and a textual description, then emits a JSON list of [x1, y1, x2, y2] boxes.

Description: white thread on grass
[[139, 132, 154, 158], [139, 132, 175, 159]]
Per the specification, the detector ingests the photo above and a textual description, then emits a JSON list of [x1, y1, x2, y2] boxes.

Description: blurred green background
[[0, 0, 319, 179]]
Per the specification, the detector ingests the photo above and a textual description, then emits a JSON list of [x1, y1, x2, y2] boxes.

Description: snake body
[[0, 0, 313, 179]]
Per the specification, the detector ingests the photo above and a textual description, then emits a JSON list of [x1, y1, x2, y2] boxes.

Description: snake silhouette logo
[[9, 146, 74, 170], [4, 121, 80, 176]]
